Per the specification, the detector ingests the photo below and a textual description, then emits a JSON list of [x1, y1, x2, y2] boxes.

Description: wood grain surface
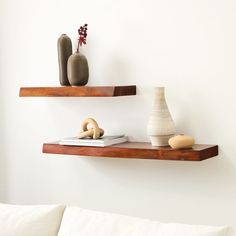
[[19, 85, 136, 97], [43, 142, 218, 161]]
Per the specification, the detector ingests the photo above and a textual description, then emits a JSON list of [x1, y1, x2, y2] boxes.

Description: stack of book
[[59, 135, 128, 147]]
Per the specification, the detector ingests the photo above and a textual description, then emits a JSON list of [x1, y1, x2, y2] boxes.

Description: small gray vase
[[67, 52, 89, 86]]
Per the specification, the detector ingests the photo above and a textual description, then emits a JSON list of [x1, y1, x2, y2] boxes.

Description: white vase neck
[[155, 87, 165, 95], [154, 87, 165, 101]]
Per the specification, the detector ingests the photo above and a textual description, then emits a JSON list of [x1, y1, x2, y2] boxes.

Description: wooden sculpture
[[78, 118, 104, 139]]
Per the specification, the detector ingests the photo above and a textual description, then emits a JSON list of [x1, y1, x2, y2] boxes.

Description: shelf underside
[[43, 142, 218, 161], [19, 85, 136, 97]]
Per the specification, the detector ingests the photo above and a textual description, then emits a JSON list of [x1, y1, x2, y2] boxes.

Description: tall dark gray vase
[[67, 52, 89, 86], [57, 34, 72, 86]]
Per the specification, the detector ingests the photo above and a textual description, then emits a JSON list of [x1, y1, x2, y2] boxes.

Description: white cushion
[[159, 223, 233, 236], [58, 206, 233, 236], [58, 207, 162, 236], [0, 203, 65, 236]]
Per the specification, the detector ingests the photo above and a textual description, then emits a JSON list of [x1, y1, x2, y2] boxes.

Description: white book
[[59, 135, 128, 147]]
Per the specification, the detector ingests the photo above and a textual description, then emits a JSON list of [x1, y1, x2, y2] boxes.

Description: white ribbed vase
[[147, 87, 175, 146]]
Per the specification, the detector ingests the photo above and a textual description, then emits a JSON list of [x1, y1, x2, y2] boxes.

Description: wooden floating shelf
[[43, 142, 218, 161], [19, 85, 136, 97]]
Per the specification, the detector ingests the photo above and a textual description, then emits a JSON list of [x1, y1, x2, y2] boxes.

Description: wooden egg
[[168, 135, 195, 149]]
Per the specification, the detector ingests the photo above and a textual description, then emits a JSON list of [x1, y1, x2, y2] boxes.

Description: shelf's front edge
[[42, 143, 218, 161], [19, 85, 136, 97], [19, 87, 114, 97]]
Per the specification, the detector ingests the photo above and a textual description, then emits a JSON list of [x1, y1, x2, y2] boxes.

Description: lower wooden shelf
[[42, 142, 218, 161]]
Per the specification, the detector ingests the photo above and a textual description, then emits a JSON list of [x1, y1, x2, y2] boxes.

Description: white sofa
[[0, 203, 233, 236]]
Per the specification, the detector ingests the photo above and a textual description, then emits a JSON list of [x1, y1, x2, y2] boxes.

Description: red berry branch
[[77, 24, 88, 53]]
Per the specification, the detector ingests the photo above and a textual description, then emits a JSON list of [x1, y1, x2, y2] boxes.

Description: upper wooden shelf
[[19, 85, 136, 97], [43, 142, 218, 161]]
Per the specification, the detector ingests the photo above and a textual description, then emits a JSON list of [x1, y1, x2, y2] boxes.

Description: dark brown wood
[[19, 85, 136, 97], [42, 142, 218, 161]]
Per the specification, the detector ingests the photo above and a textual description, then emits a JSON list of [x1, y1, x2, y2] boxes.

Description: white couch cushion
[[58, 207, 233, 236], [58, 207, 162, 236], [0, 203, 65, 236], [159, 223, 233, 236]]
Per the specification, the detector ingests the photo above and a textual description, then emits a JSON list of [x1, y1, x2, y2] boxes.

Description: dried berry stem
[[77, 24, 88, 53]]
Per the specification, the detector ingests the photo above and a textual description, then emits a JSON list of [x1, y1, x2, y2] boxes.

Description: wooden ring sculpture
[[78, 118, 104, 139]]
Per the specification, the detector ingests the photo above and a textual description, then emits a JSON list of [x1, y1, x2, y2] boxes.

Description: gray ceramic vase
[[57, 34, 72, 86], [67, 52, 89, 86]]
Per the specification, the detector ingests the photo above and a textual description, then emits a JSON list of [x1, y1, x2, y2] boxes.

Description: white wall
[[1, 0, 236, 230]]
